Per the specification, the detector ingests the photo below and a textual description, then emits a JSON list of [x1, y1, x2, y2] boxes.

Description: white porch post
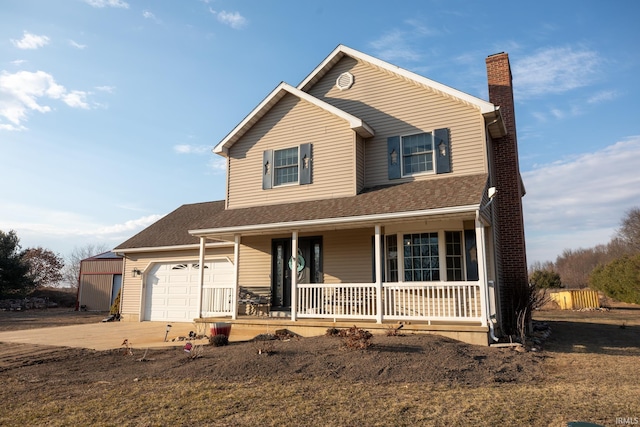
[[291, 231, 298, 321], [232, 234, 240, 320], [397, 232, 404, 284], [475, 218, 488, 327], [197, 236, 206, 318], [375, 225, 383, 323]]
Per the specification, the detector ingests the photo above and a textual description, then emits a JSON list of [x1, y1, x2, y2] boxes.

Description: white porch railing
[[383, 282, 482, 322], [297, 283, 378, 320], [201, 285, 234, 317], [296, 282, 483, 323]]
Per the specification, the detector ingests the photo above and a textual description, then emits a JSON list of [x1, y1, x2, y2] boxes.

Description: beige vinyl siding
[[307, 56, 488, 188], [237, 236, 272, 297], [80, 259, 122, 274], [227, 93, 356, 209], [355, 134, 366, 193], [323, 229, 373, 284], [120, 247, 234, 321], [78, 275, 114, 311]]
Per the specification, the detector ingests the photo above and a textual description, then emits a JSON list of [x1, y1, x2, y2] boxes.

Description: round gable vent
[[336, 72, 354, 90]]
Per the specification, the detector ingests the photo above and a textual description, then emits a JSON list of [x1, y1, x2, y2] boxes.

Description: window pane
[[275, 166, 298, 185], [445, 231, 464, 281], [402, 133, 433, 175], [402, 232, 439, 282], [274, 147, 299, 186], [274, 148, 298, 166], [402, 133, 431, 155], [385, 235, 398, 283]]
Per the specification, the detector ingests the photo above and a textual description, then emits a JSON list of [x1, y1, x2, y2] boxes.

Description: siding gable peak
[[213, 82, 374, 156], [298, 44, 498, 116]]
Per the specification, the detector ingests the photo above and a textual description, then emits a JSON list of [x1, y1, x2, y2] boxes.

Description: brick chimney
[[486, 53, 528, 336]]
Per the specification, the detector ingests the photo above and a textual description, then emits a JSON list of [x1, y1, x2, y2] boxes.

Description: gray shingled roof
[[192, 173, 488, 231], [114, 201, 226, 250], [114, 174, 487, 250]]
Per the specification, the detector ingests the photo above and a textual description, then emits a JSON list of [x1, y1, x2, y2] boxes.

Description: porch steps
[[268, 310, 291, 318]]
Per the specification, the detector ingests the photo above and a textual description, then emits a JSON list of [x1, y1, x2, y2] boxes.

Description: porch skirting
[[195, 317, 490, 346]]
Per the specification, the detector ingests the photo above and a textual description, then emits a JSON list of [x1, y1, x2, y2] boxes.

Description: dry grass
[[1, 308, 639, 426]]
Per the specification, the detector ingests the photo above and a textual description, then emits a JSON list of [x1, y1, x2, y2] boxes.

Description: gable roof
[[190, 173, 488, 240], [83, 251, 122, 261], [298, 45, 499, 115], [113, 201, 231, 252], [213, 82, 374, 156]]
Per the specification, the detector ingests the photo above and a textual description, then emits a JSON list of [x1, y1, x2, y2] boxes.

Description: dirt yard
[[0, 307, 638, 426]]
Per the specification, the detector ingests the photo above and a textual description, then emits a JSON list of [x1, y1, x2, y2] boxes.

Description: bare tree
[[61, 243, 110, 288], [616, 207, 640, 253], [555, 246, 611, 289], [22, 247, 64, 289]]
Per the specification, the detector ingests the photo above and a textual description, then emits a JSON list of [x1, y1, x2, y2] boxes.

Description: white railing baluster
[[291, 282, 482, 323]]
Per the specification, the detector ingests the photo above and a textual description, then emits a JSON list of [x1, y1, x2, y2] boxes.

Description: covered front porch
[[190, 210, 497, 345]]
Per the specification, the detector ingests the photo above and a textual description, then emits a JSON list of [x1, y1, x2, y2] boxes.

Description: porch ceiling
[[190, 173, 488, 240]]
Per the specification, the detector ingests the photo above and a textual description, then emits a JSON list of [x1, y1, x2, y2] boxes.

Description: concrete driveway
[[0, 321, 248, 351]]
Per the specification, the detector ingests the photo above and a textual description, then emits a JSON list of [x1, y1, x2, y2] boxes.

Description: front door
[[271, 237, 322, 309]]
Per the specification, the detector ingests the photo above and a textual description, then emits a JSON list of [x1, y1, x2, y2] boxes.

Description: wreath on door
[[288, 249, 306, 272]]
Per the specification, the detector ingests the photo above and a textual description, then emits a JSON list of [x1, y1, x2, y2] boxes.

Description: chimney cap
[[487, 52, 506, 58]]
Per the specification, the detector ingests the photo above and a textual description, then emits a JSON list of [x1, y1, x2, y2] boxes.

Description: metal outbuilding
[[76, 252, 123, 312]]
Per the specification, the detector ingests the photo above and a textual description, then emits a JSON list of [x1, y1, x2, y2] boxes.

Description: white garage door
[[144, 260, 233, 322]]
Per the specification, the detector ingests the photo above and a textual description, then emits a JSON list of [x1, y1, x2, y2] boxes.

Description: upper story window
[[274, 147, 299, 186], [387, 128, 451, 180], [402, 133, 434, 175], [263, 143, 312, 190]]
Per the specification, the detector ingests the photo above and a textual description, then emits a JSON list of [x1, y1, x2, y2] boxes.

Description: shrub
[[529, 269, 562, 289], [209, 334, 229, 347], [589, 254, 640, 305], [342, 326, 373, 350], [325, 327, 341, 337]]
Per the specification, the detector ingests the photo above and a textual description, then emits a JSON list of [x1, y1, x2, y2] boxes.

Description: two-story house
[[114, 45, 528, 345]]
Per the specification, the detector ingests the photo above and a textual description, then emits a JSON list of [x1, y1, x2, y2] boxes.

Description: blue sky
[[1, 0, 639, 265]]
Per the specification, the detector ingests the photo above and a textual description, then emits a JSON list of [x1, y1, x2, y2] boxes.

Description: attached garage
[[144, 259, 234, 322]]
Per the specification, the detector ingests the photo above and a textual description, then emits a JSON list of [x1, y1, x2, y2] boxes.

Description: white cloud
[[369, 20, 440, 63], [513, 46, 601, 99], [173, 144, 211, 154], [0, 203, 164, 254], [0, 70, 91, 130], [587, 90, 617, 104], [11, 31, 50, 50], [84, 0, 129, 8], [208, 156, 227, 173], [95, 85, 115, 93], [523, 136, 640, 262], [11, 59, 27, 66], [69, 40, 87, 49], [209, 9, 247, 29], [370, 30, 422, 63], [94, 214, 164, 235], [62, 90, 90, 109], [142, 10, 162, 24]]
